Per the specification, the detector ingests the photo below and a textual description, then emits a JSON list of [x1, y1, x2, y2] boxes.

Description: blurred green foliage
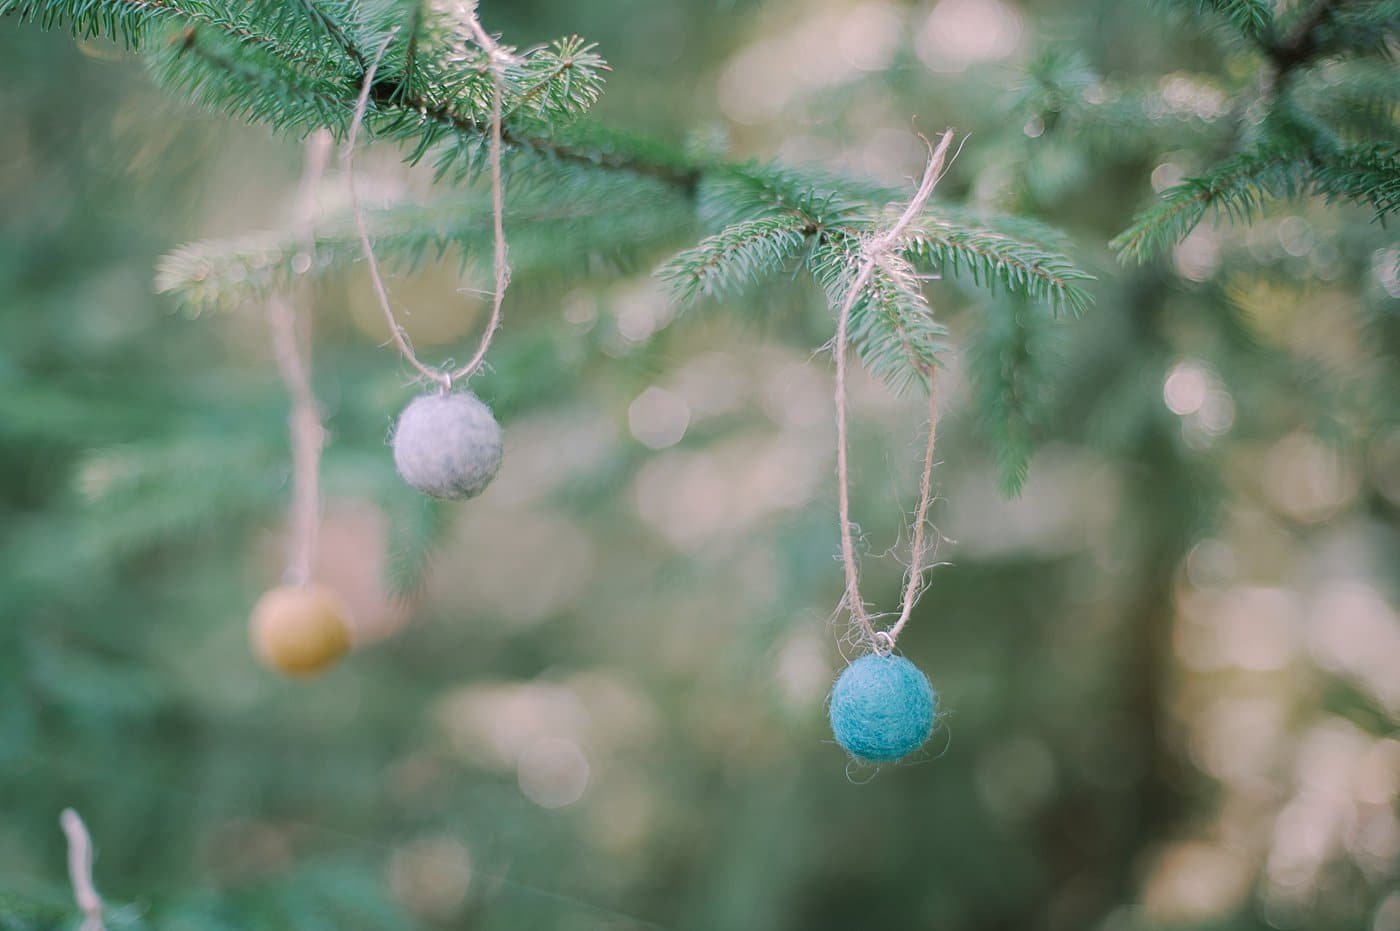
[[1, 0, 1397, 930]]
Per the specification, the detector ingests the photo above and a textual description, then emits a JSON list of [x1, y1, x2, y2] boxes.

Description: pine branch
[[381, 488, 452, 598], [289, 0, 365, 70], [1090, 0, 1393, 259], [1010, 52, 1236, 158], [1114, 137, 1397, 261], [971, 298, 1058, 495], [697, 163, 873, 229], [393, 91, 701, 190], [1112, 148, 1305, 261], [1183, 0, 1275, 40], [1312, 140, 1400, 215], [80, 432, 283, 554], [9, 0, 1093, 399], [1294, 59, 1400, 141], [901, 217, 1094, 315], [1316, 0, 1400, 59], [504, 36, 610, 123], [0, 0, 158, 47], [1265, 0, 1345, 75], [658, 215, 810, 303], [156, 173, 689, 314], [0, 0, 356, 71], [151, 24, 354, 135], [810, 230, 948, 396]]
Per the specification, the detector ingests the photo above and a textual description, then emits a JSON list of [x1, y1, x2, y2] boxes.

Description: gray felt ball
[[392, 391, 503, 499]]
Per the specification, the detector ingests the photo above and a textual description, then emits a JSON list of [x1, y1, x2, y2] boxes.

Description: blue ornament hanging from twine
[[829, 654, 938, 763], [824, 131, 958, 767]]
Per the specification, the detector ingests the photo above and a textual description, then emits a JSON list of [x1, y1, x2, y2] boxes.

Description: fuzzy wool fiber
[[392, 391, 503, 499], [828, 653, 938, 763]]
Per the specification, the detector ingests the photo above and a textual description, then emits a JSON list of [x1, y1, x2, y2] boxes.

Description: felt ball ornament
[[249, 584, 352, 677], [829, 653, 938, 763], [392, 391, 503, 499]]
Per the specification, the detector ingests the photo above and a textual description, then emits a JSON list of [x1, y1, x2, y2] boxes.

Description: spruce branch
[[0, 0, 157, 47], [1114, 138, 1397, 261], [156, 174, 689, 314], [152, 24, 354, 134], [901, 218, 1094, 315], [696, 162, 875, 229], [1294, 59, 1400, 140], [9, 0, 1093, 399], [1264, 0, 1346, 77], [289, 0, 365, 70], [504, 36, 610, 123], [1094, 0, 1395, 260], [1112, 148, 1305, 262], [811, 228, 949, 396], [0, 0, 355, 71], [1312, 140, 1400, 215], [1316, 0, 1400, 59], [658, 215, 810, 303], [1185, 0, 1275, 40], [971, 298, 1058, 496]]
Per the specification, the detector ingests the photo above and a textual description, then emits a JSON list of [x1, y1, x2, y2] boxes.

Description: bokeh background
[[2, 0, 1398, 929]]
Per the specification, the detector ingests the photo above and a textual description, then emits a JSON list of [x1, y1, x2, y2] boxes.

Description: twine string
[[345, 14, 510, 390], [460, 14, 511, 380], [59, 808, 105, 931], [833, 129, 955, 654], [266, 130, 332, 586], [888, 369, 939, 645], [266, 293, 323, 586]]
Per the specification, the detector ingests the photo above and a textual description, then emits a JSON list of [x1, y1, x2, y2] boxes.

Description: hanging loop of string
[[833, 129, 956, 656], [266, 130, 332, 586], [345, 14, 511, 391]]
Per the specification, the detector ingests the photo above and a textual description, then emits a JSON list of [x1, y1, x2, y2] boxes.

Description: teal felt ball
[[829, 653, 938, 763]]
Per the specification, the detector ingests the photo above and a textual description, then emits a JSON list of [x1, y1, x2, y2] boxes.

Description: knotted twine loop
[[833, 129, 957, 656], [345, 10, 513, 392]]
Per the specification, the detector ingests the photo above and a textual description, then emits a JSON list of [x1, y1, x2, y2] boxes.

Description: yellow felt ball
[[249, 584, 352, 677]]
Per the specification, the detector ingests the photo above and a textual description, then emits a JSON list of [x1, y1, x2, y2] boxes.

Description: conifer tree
[[0, 0, 1395, 929]]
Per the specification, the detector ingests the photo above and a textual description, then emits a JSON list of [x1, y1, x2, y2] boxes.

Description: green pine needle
[[658, 215, 810, 304], [902, 216, 1095, 316], [1112, 148, 1304, 262]]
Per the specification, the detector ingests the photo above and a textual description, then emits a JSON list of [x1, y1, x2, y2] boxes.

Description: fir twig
[[1112, 148, 1303, 261], [659, 215, 810, 303], [901, 219, 1094, 315], [1187, 0, 1275, 40]]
